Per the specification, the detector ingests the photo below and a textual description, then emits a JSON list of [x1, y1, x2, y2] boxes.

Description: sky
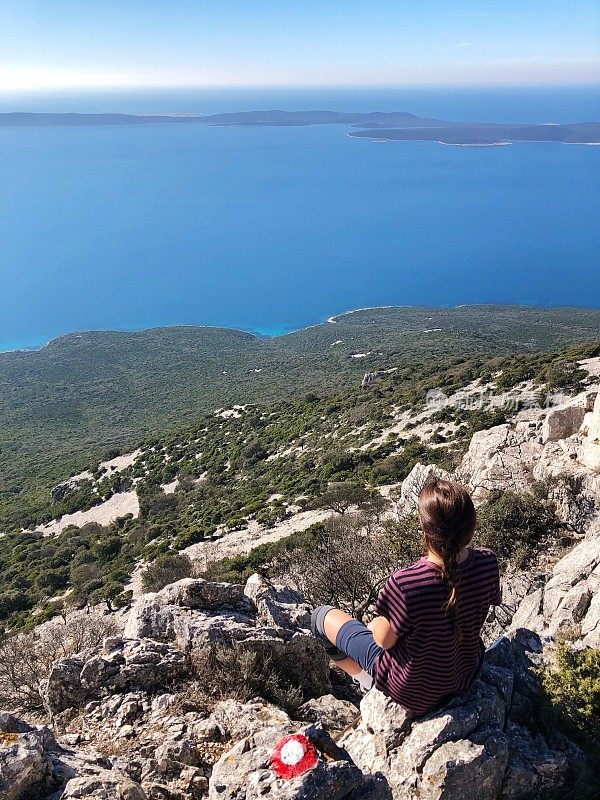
[[1, 0, 599, 91]]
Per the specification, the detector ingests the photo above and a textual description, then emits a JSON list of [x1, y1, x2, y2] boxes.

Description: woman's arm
[[367, 615, 398, 650]]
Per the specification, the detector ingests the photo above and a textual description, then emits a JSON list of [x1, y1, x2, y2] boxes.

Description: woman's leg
[[311, 605, 380, 689], [322, 608, 363, 677]]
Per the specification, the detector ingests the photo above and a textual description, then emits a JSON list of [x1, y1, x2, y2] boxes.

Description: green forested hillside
[[0, 334, 598, 630], [2, 305, 600, 531]]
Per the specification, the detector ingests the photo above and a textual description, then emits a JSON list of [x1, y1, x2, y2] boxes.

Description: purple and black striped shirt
[[373, 547, 501, 716]]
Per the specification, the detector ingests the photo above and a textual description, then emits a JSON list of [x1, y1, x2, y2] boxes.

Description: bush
[[541, 642, 600, 743], [190, 642, 308, 711], [141, 552, 193, 593], [282, 513, 421, 620], [203, 525, 322, 585], [316, 481, 372, 515], [475, 491, 561, 569], [0, 615, 119, 712], [542, 361, 586, 391]]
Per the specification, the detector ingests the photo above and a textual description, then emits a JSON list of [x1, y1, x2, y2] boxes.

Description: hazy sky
[[1, 0, 599, 91]]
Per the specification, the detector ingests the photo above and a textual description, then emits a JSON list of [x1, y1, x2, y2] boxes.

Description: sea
[[1, 86, 599, 352]]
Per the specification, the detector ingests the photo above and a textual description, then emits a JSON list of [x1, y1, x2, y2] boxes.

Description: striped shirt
[[373, 547, 501, 717]]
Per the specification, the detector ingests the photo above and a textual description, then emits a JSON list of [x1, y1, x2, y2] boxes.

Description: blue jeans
[[335, 618, 382, 677]]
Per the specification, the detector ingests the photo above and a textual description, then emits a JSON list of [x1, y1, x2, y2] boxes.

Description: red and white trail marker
[[271, 734, 318, 780]]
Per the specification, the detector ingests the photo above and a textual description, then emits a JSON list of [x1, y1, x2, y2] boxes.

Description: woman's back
[[374, 546, 500, 716]]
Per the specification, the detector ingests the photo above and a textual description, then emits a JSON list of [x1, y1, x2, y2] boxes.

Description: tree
[[542, 361, 585, 392], [476, 490, 561, 568], [317, 482, 372, 516], [282, 512, 420, 620], [358, 491, 390, 529], [0, 590, 29, 619], [88, 580, 126, 612], [241, 440, 268, 467]]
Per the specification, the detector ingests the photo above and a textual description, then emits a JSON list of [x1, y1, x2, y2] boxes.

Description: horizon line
[[2, 81, 600, 94]]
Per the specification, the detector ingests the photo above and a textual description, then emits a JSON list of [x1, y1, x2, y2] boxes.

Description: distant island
[[2, 110, 599, 145]]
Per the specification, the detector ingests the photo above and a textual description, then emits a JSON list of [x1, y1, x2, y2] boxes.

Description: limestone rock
[[0, 713, 58, 800], [579, 391, 600, 470], [208, 723, 390, 800], [542, 536, 600, 619], [508, 588, 544, 634], [541, 392, 593, 443], [158, 578, 247, 611], [244, 573, 312, 630], [396, 463, 454, 515], [458, 423, 543, 500], [420, 734, 508, 800], [123, 575, 331, 700], [204, 698, 294, 743], [340, 631, 579, 800], [483, 567, 547, 642], [45, 638, 188, 714], [296, 694, 359, 731], [580, 566, 600, 647], [60, 771, 147, 799], [124, 594, 257, 650]]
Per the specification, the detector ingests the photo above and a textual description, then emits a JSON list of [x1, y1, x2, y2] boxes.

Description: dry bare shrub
[[189, 641, 315, 712], [0, 613, 120, 713], [280, 512, 421, 621]]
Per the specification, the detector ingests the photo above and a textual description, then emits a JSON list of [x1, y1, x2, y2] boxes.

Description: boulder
[[123, 574, 331, 701], [541, 392, 594, 443], [201, 698, 294, 743], [419, 734, 508, 800], [208, 722, 391, 800], [340, 631, 579, 800], [296, 694, 359, 731], [395, 463, 453, 515], [458, 424, 543, 500], [60, 771, 148, 799], [45, 638, 188, 714], [579, 391, 600, 470], [158, 578, 247, 611], [577, 555, 600, 647], [244, 574, 312, 630], [483, 568, 547, 643], [0, 713, 58, 800], [508, 588, 544, 634], [542, 536, 600, 619]]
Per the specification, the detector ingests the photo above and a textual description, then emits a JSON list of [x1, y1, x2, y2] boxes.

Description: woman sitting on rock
[[311, 478, 501, 717]]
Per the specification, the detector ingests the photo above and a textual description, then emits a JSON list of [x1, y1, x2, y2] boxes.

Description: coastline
[[2, 302, 600, 356]]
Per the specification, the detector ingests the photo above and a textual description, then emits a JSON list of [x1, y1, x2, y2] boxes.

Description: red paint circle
[[271, 733, 318, 779]]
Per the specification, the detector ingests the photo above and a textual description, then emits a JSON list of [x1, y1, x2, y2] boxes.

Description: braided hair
[[418, 478, 477, 642]]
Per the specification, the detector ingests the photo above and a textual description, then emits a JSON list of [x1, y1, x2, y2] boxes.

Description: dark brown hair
[[418, 478, 477, 641]]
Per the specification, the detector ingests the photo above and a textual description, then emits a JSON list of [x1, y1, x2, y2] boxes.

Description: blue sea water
[[1, 86, 599, 351]]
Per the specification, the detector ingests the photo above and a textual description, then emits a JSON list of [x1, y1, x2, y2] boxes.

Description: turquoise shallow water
[[1, 87, 599, 351]]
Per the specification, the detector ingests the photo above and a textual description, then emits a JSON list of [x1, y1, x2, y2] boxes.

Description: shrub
[[141, 552, 193, 593], [542, 361, 586, 391], [475, 491, 561, 569], [0, 615, 119, 712], [282, 513, 421, 621], [316, 481, 372, 515], [541, 642, 600, 743], [190, 642, 308, 711]]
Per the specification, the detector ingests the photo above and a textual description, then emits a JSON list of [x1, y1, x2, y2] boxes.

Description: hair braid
[[417, 478, 476, 642], [440, 551, 462, 642]]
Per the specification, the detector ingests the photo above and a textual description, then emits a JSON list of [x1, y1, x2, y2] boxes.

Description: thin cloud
[[455, 41, 475, 49]]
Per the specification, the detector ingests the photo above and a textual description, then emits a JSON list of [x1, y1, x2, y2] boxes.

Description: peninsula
[[2, 110, 599, 144]]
